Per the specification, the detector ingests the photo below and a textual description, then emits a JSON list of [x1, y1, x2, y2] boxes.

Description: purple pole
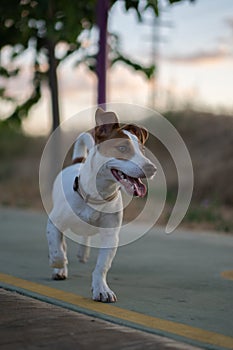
[[96, 0, 109, 107]]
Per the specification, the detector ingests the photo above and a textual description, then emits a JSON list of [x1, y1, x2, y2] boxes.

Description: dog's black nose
[[142, 163, 157, 178]]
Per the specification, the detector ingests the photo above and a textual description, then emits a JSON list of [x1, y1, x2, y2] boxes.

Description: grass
[[183, 202, 233, 233], [0, 127, 45, 209], [161, 192, 233, 233]]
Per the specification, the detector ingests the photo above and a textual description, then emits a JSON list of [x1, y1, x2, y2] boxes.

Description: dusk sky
[[108, 0, 233, 109], [2, 0, 233, 135]]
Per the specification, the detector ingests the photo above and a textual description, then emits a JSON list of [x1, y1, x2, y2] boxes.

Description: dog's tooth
[[118, 171, 123, 179], [118, 171, 124, 179]]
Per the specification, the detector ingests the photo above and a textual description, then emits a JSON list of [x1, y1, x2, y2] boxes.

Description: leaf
[[0, 66, 20, 78], [145, 0, 159, 16], [112, 52, 156, 79], [1, 72, 41, 129], [124, 0, 142, 21]]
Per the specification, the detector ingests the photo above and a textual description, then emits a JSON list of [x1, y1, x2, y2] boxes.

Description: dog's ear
[[95, 108, 119, 138], [123, 124, 149, 144], [95, 108, 119, 126]]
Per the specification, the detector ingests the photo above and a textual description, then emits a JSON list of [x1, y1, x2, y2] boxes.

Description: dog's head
[[89, 108, 157, 198]]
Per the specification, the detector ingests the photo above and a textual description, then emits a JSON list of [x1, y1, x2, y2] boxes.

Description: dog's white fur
[[46, 109, 156, 302]]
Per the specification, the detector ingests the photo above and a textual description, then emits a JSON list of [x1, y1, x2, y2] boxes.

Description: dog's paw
[[92, 284, 117, 303], [50, 255, 67, 269], [52, 267, 68, 281]]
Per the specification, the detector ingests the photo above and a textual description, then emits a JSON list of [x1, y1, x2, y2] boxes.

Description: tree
[[0, 0, 194, 131], [0, 0, 96, 130]]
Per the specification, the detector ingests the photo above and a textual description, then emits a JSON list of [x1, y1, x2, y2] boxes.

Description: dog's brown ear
[[95, 108, 119, 138], [123, 124, 149, 144]]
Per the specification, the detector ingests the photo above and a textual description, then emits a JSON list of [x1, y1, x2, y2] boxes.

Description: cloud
[[165, 48, 231, 65]]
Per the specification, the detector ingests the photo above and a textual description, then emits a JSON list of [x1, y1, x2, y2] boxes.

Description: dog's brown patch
[[90, 108, 149, 160], [92, 124, 148, 160], [123, 124, 149, 145], [97, 137, 135, 160]]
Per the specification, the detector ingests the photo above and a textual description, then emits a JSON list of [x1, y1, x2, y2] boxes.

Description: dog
[[46, 108, 157, 302]]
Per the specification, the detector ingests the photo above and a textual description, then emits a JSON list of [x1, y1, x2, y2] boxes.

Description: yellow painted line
[[0, 273, 233, 350], [221, 270, 233, 281]]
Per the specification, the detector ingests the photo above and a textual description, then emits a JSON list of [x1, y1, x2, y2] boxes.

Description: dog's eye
[[117, 145, 128, 153]]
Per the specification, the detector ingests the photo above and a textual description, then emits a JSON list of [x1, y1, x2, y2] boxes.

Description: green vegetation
[[184, 203, 233, 233], [145, 110, 233, 232], [0, 127, 44, 208]]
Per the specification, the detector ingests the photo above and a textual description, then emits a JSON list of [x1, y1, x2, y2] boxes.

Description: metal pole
[[96, 0, 109, 107]]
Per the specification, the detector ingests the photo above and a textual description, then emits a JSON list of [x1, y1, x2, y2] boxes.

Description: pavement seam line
[[0, 272, 233, 350]]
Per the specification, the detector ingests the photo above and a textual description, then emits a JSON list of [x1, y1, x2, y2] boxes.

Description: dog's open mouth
[[111, 169, 147, 197]]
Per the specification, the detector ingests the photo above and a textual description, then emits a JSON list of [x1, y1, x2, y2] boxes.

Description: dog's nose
[[142, 163, 157, 178]]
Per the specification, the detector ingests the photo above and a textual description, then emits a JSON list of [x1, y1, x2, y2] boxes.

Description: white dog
[[46, 108, 156, 302]]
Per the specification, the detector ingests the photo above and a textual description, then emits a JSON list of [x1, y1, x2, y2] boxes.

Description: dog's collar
[[73, 176, 119, 205], [72, 156, 86, 164]]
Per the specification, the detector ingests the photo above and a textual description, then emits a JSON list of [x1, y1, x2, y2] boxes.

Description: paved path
[[0, 288, 201, 350], [0, 208, 233, 350]]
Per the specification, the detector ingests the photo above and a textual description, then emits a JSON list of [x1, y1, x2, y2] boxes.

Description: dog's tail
[[72, 132, 94, 164]]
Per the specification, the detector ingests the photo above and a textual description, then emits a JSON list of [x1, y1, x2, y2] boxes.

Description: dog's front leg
[[92, 247, 117, 302], [92, 232, 118, 303], [46, 219, 68, 280]]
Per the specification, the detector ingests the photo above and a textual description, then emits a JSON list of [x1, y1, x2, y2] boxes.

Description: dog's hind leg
[[46, 219, 68, 280], [77, 236, 91, 263]]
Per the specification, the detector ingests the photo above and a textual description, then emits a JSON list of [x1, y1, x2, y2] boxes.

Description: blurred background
[[0, 0, 232, 232]]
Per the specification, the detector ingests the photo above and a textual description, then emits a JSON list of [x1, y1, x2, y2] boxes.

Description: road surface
[[0, 208, 233, 350]]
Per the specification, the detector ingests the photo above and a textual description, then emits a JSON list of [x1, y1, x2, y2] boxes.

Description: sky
[[1, 0, 233, 135], [108, 0, 233, 110]]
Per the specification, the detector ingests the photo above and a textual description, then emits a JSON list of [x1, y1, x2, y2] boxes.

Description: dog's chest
[[75, 202, 101, 225]]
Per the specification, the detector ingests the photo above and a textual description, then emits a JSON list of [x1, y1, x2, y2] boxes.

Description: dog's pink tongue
[[133, 178, 147, 197], [121, 175, 147, 197]]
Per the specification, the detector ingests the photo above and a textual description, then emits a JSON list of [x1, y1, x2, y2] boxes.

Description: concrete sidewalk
[[0, 288, 201, 350]]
